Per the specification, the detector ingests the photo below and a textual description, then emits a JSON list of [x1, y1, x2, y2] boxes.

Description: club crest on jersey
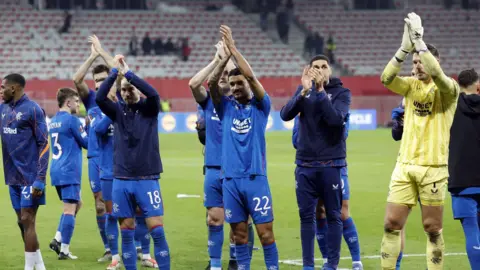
[[15, 112, 23, 121], [231, 117, 251, 134]]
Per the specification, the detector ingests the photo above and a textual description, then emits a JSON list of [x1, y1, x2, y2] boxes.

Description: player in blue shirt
[[281, 55, 351, 270], [207, 25, 279, 270], [49, 87, 88, 260], [189, 41, 257, 270], [95, 54, 170, 270], [292, 112, 363, 269], [72, 37, 117, 261], [0, 73, 50, 270]]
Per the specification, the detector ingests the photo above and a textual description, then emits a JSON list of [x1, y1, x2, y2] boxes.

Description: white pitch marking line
[[280, 252, 467, 268], [176, 194, 201, 198]]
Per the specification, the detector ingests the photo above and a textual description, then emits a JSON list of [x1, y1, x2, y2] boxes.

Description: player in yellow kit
[[379, 13, 459, 270]]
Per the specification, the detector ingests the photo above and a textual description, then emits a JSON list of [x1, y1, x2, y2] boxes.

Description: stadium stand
[[295, 0, 480, 76], [0, 0, 303, 80]]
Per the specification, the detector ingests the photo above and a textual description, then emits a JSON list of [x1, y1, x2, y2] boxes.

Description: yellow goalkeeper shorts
[[387, 162, 448, 207]]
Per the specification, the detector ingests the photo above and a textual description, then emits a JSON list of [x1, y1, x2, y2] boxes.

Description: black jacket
[[448, 92, 480, 191]]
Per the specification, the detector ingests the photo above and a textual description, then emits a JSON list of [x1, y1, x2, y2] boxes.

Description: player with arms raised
[[208, 25, 279, 270], [189, 40, 257, 270], [380, 13, 459, 270], [70, 36, 117, 261], [95, 55, 170, 270], [0, 73, 50, 270], [49, 87, 88, 260]]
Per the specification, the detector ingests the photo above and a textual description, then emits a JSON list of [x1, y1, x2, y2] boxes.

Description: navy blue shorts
[[88, 157, 102, 193], [112, 179, 164, 218], [9, 185, 46, 211]]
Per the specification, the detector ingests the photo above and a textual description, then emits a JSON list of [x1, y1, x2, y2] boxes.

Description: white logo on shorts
[[332, 184, 339, 190], [225, 209, 232, 219], [113, 203, 119, 213]]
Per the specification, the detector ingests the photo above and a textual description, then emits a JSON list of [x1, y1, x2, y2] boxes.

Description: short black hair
[[57, 87, 79, 107], [4, 73, 26, 88], [415, 43, 440, 58], [228, 68, 242, 77], [309, 55, 330, 65], [458, 68, 479, 88], [92, 64, 110, 77]]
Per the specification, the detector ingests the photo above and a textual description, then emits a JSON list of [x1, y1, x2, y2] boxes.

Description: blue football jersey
[[49, 111, 88, 186], [199, 94, 222, 167], [86, 106, 102, 158], [93, 113, 114, 180], [0, 95, 50, 186], [215, 94, 271, 178]]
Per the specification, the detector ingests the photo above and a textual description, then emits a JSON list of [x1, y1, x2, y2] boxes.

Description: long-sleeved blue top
[[0, 94, 50, 186], [95, 68, 162, 179], [281, 78, 351, 165]]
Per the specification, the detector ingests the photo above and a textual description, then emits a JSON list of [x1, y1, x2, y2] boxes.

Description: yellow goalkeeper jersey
[[381, 54, 459, 166]]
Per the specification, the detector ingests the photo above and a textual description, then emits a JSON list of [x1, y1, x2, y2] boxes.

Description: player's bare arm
[[207, 42, 231, 105], [73, 44, 99, 99], [188, 42, 226, 104], [405, 12, 458, 97], [380, 23, 414, 96], [220, 25, 266, 100], [89, 35, 116, 69]]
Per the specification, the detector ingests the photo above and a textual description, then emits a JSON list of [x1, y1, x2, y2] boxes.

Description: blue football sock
[[208, 225, 223, 268], [316, 218, 329, 260], [262, 242, 279, 269], [229, 243, 236, 260], [57, 214, 64, 233], [461, 217, 480, 269], [301, 216, 315, 267], [235, 244, 251, 270], [61, 214, 75, 245], [151, 226, 170, 270], [342, 217, 361, 262], [97, 215, 109, 250], [135, 216, 150, 255], [247, 222, 255, 257], [106, 214, 119, 256], [396, 251, 403, 270], [121, 229, 137, 270]]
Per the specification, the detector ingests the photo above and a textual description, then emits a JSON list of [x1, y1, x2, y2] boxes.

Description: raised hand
[[88, 35, 103, 52], [220, 25, 235, 50], [90, 44, 99, 57], [214, 40, 230, 61], [301, 66, 312, 96], [401, 23, 414, 52], [404, 12, 424, 42], [308, 68, 325, 89]]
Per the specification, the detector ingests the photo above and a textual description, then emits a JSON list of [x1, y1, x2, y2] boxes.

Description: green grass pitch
[[0, 129, 469, 269]]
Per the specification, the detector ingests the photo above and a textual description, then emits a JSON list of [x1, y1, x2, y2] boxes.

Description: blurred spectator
[[276, 4, 290, 44], [205, 0, 221, 11], [286, 0, 294, 20], [154, 37, 164, 55], [142, 32, 153, 55], [259, 0, 269, 31], [58, 10, 72, 34], [181, 38, 191, 62], [160, 100, 171, 112], [303, 32, 315, 59], [164, 38, 175, 54], [326, 33, 336, 64], [314, 32, 324, 55], [129, 30, 138, 56]]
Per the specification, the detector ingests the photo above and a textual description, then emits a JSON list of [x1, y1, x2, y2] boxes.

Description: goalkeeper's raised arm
[[380, 23, 415, 96], [405, 12, 459, 99]]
